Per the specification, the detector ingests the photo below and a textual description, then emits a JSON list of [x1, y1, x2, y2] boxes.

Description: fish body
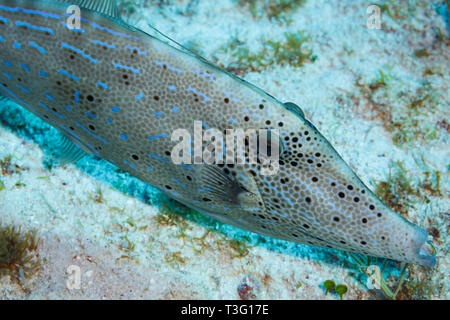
[[0, 0, 436, 266]]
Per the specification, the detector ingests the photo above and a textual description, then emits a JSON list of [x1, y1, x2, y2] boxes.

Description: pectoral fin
[[195, 165, 265, 212]]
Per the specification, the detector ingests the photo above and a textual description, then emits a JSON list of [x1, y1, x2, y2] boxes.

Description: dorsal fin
[[55, 0, 121, 19], [284, 102, 305, 118]]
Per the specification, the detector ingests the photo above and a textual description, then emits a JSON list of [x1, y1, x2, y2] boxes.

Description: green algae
[[221, 31, 315, 74], [0, 223, 40, 282], [236, 0, 307, 22]]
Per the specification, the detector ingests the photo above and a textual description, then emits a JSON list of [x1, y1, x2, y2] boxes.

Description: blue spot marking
[[111, 107, 120, 112], [181, 164, 193, 170], [0, 15, 8, 24], [147, 134, 167, 141], [38, 102, 65, 119], [0, 6, 61, 20], [171, 107, 179, 113], [3, 60, 12, 67], [65, 105, 72, 111], [86, 112, 97, 119], [45, 92, 54, 101], [106, 118, 113, 123], [120, 133, 128, 141], [123, 160, 136, 169], [135, 91, 144, 100], [3, 72, 13, 79], [29, 41, 46, 54], [168, 85, 177, 91], [152, 111, 162, 118], [13, 41, 22, 49], [76, 122, 108, 144], [39, 70, 47, 77], [59, 69, 78, 81], [0, 35, 4, 42], [91, 40, 115, 49], [229, 118, 238, 124], [61, 43, 97, 63], [96, 81, 108, 90], [146, 166, 153, 171], [149, 154, 167, 162], [17, 84, 30, 93], [113, 63, 140, 74], [16, 21, 54, 34], [20, 63, 30, 72]]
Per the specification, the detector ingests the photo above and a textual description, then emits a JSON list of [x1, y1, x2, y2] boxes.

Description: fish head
[[244, 104, 436, 267]]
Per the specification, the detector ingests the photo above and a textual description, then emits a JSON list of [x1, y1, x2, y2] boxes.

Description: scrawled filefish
[[0, 0, 436, 266]]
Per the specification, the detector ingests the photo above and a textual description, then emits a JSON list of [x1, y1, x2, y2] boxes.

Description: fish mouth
[[412, 229, 437, 267]]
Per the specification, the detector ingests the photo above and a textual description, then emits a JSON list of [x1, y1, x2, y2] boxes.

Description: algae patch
[[0, 223, 41, 281]]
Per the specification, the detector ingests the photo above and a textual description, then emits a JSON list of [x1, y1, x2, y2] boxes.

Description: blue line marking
[[13, 41, 22, 49], [64, 13, 88, 22], [61, 125, 80, 139], [16, 21, 54, 34], [86, 112, 97, 119], [38, 102, 65, 119], [187, 86, 211, 102], [111, 107, 120, 112], [17, 84, 30, 93], [152, 111, 162, 118], [74, 91, 80, 103], [0, 15, 8, 24], [0, 35, 4, 42], [172, 178, 186, 188], [113, 63, 140, 74], [59, 69, 78, 81], [61, 22, 85, 33], [61, 43, 97, 63], [154, 60, 183, 74], [91, 22, 141, 41], [91, 40, 116, 49], [3, 72, 13, 79], [147, 134, 167, 141], [29, 41, 46, 54], [149, 154, 167, 162], [96, 81, 108, 90], [45, 92, 54, 101], [3, 60, 12, 67], [76, 122, 108, 144], [0, 5, 61, 20], [123, 160, 136, 169], [181, 164, 193, 170], [125, 45, 147, 55], [120, 133, 128, 141], [20, 63, 30, 72]]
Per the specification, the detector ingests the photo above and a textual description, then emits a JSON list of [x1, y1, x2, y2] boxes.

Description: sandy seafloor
[[0, 0, 448, 299]]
